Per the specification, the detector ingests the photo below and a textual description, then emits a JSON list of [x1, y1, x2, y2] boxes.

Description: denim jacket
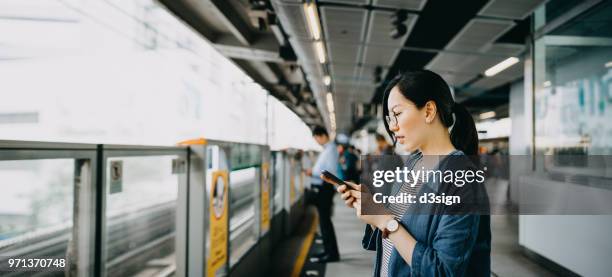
[[362, 151, 491, 277]]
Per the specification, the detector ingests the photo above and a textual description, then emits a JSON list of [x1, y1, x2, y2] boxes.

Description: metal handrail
[[0, 140, 97, 150], [102, 144, 187, 157], [0, 140, 97, 160]]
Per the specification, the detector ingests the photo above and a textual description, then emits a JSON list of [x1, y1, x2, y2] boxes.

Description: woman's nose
[[390, 124, 399, 132]]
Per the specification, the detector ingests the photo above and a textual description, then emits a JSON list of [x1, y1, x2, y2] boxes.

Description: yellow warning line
[[290, 212, 318, 277]]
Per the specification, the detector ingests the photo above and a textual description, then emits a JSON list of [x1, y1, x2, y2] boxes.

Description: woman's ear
[[424, 101, 437, 123]]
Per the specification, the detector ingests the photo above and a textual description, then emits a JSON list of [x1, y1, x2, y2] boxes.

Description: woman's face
[[387, 86, 429, 152]]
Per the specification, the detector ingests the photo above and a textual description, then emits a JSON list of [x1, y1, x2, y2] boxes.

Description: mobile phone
[[321, 170, 354, 190]]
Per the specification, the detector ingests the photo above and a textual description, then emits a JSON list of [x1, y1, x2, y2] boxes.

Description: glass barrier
[[228, 167, 258, 267], [282, 153, 293, 206], [104, 155, 179, 276], [290, 152, 303, 204], [0, 159, 74, 276], [231, 144, 262, 170], [301, 151, 316, 191], [0, 141, 300, 277], [227, 143, 263, 267], [272, 152, 284, 215], [533, 0, 612, 180]]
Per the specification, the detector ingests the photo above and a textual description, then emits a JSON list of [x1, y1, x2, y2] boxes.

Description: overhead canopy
[[160, 0, 545, 134], [158, 0, 324, 128]]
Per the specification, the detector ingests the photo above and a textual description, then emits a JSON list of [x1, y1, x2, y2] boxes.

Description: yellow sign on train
[[208, 170, 228, 277], [261, 162, 270, 232]]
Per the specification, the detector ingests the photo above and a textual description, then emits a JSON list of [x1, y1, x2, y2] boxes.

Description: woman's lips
[[396, 135, 405, 142]]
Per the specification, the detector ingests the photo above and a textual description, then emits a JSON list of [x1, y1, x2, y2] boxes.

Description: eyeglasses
[[385, 113, 399, 127], [385, 105, 413, 127]]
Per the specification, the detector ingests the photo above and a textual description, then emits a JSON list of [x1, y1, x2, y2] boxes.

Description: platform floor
[[318, 194, 557, 276], [324, 199, 374, 277], [490, 215, 556, 277], [273, 180, 558, 277]]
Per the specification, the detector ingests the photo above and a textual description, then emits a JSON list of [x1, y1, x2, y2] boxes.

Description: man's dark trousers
[[314, 182, 340, 259]]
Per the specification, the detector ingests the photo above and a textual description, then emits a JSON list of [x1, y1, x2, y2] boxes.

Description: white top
[[311, 141, 339, 185], [380, 158, 423, 277]]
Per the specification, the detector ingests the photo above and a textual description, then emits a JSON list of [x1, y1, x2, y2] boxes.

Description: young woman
[[323, 70, 491, 276]]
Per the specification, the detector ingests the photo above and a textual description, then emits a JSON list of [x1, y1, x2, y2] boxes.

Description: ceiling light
[[479, 111, 496, 120], [303, 3, 321, 40], [605, 61, 612, 68], [484, 57, 519, 77], [314, 41, 326, 63], [323, 75, 331, 86]]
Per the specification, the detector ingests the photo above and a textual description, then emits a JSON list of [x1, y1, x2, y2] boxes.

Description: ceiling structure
[[158, 0, 325, 127], [159, 0, 546, 134]]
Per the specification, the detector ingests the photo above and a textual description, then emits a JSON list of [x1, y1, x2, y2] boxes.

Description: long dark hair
[[382, 70, 478, 155]]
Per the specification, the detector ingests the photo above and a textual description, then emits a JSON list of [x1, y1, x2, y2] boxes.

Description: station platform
[[276, 192, 558, 277], [270, 196, 374, 277], [3, 0, 612, 276]]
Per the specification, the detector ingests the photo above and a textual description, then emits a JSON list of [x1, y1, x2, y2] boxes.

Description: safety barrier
[[0, 140, 315, 277]]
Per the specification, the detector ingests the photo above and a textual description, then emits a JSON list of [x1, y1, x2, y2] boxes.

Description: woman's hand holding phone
[[339, 183, 392, 228], [338, 182, 360, 208], [320, 172, 361, 208], [321, 173, 392, 228]]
